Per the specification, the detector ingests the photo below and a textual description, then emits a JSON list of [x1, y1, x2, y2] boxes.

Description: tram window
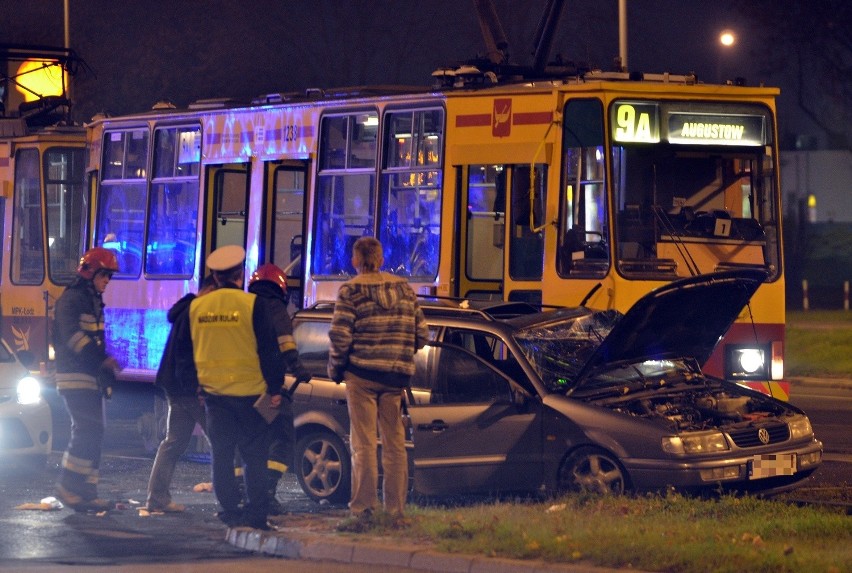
[[558, 99, 608, 278], [103, 129, 148, 180], [97, 182, 146, 278], [45, 147, 87, 285], [271, 167, 305, 283], [98, 128, 150, 277], [379, 108, 443, 278], [350, 114, 378, 168], [509, 165, 545, 280], [466, 165, 504, 281], [146, 127, 200, 277], [11, 148, 45, 285], [320, 116, 347, 170], [312, 173, 375, 277], [319, 113, 377, 170], [147, 182, 198, 276], [212, 169, 249, 250], [313, 112, 378, 278]]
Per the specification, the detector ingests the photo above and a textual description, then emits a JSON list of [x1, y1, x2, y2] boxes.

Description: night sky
[[0, 0, 824, 140]]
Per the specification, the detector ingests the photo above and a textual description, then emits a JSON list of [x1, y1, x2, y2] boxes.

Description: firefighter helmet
[[77, 247, 120, 280], [249, 263, 288, 294]]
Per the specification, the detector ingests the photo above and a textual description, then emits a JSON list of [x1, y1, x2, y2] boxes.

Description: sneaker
[[147, 502, 185, 513], [336, 509, 373, 533]]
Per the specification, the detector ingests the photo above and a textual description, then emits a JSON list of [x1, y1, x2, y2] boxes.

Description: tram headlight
[[725, 344, 770, 380]]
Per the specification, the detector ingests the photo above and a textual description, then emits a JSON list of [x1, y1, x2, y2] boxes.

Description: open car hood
[[572, 269, 767, 386]]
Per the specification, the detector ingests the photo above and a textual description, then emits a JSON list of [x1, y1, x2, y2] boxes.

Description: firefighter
[[173, 245, 286, 529], [54, 247, 121, 512], [247, 263, 311, 514]]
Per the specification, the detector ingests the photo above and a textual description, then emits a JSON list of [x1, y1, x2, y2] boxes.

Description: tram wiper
[[651, 205, 700, 276]]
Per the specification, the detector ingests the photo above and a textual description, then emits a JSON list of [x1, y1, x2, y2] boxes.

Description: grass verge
[[786, 310, 852, 377], [358, 494, 851, 573]]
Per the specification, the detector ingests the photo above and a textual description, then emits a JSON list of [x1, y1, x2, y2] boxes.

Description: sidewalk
[[225, 512, 640, 573]]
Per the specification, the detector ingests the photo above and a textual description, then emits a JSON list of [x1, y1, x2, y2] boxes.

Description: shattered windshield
[[513, 309, 621, 392]]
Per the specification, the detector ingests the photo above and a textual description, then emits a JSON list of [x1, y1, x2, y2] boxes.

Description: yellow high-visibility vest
[[190, 289, 265, 396]]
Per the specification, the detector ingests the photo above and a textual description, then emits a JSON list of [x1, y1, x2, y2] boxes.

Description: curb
[[224, 525, 639, 573]]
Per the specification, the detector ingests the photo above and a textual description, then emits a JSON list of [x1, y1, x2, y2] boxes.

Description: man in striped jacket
[[328, 237, 429, 531]]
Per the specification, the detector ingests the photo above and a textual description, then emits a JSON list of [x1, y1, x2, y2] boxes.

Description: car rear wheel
[[294, 430, 351, 504], [559, 447, 628, 495]]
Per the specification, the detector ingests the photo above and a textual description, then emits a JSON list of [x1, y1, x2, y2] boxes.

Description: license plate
[[749, 453, 796, 479]]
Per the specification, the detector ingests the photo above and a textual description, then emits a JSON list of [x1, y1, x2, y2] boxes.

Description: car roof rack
[[417, 296, 544, 320], [302, 297, 544, 321]]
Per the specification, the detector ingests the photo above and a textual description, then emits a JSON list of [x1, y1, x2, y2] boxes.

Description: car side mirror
[[512, 387, 531, 409]]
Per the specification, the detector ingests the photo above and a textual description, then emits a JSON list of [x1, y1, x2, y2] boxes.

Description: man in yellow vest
[[173, 245, 285, 530]]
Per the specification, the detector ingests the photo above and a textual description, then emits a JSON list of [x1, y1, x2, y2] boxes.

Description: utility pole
[[618, 0, 628, 71], [64, 0, 72, 103]]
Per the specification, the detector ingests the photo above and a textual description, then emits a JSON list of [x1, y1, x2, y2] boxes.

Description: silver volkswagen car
[[288, 269, 822, 503]]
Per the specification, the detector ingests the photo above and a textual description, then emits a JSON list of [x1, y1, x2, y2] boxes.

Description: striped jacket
[[327, 271, 429, 387]]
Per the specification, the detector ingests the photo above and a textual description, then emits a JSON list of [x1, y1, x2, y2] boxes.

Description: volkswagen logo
[[757, 428, 770, 445]]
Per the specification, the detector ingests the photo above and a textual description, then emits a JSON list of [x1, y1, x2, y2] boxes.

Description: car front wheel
[[294, 430, 351, 504], [559, 447, 628, 495]]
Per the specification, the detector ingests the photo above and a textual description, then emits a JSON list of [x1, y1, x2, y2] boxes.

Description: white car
[[0, 339, 52, 468]]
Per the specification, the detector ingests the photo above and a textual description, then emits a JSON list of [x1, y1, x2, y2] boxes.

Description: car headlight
[[16, 376, 42, 405], [788, 416, 813, 440], [662, 431, 730, 454]]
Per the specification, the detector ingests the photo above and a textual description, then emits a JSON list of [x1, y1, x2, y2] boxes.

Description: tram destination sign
[[612, 101, 766, 146]]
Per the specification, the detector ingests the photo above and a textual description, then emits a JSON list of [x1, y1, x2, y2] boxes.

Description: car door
[[407, 330, 543, 496]]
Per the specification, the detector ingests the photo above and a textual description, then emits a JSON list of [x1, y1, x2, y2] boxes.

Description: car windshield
[[513, 309, 621, 392]]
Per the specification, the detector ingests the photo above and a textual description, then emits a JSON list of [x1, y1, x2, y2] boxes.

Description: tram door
[[455, 164, 545, 302], [266, 161, 308, 311], [456, 164, 504, 300], [205, 163, 250, 265]]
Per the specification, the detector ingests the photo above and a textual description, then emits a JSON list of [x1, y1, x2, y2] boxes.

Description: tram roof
[[87, 67, 779, 127]]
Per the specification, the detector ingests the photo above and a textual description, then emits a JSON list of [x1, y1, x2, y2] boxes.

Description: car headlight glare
[[663, 432, 729, 454], [16, 376, 42, 405], [725, 345, 769, 380], [738, 349, 764, 374], [788, 416, 813, 440]]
